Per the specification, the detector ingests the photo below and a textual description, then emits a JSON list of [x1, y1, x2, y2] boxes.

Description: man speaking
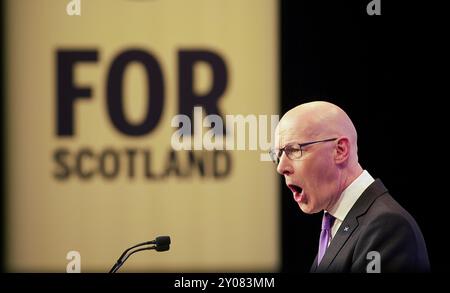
[[269, 101, 430, 272]]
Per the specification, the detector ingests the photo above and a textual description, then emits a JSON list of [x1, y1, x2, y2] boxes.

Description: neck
[[326, 163, 363, 211], [342, 163, 364, 190]]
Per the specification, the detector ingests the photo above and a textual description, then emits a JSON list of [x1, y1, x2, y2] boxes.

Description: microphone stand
[[109, 236, 171, 273], [109, 244, 157, 273]]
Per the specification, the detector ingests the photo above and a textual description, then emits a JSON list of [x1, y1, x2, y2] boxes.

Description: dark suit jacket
[[310, 179, 430, 273]]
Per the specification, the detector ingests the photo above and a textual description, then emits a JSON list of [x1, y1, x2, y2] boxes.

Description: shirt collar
[[326, 170, 375, 222]]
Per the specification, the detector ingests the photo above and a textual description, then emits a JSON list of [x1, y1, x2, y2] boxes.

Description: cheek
[[295, 159, 320, 188], [303, 156, 334, 189]]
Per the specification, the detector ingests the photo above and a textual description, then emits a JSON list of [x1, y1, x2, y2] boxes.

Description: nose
[[276, 152, 293, 176]]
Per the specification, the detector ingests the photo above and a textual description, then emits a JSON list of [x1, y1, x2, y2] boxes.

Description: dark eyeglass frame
[[269, 137, 338, 164]]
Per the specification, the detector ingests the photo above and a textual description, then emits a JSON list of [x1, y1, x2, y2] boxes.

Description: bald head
[[276, 101, 359, 164]]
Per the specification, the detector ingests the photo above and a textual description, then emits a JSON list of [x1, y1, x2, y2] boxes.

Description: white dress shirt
[[326, 170, 375, 240]]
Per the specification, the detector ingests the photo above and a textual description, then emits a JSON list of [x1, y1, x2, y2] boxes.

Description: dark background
[[0, 0, 444, 274], [280, 0, 443, 272]]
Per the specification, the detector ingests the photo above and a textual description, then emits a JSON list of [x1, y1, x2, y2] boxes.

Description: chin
[[299, 203, 315, 214]]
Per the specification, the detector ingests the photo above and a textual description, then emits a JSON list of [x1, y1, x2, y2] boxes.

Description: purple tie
[[318, 212, 335, 265]]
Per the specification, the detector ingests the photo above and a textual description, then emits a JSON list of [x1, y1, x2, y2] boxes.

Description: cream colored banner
[[6, 0, 278, 272]]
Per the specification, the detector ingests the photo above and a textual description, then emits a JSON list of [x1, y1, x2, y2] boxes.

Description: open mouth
[[287, 184, 306, 203], [288, 184, 303, 194]]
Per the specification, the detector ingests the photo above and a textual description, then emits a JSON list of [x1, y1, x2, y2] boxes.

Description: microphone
[[154, 236, 171, 248], [109, 235, 171, 273]]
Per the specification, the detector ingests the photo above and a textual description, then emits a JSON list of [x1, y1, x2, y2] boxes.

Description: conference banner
[[5, 0, 279, 272]]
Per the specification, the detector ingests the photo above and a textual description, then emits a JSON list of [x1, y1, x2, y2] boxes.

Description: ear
[[334, 137, 350, 164]]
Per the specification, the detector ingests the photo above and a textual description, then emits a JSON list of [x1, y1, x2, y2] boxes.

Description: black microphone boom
[[109, 235, 171, 273]]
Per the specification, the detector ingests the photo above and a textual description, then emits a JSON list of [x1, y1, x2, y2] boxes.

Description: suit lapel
[[316, 216, 359, 271], [310, 255, 318, 272], [314, 179, 388, 272]]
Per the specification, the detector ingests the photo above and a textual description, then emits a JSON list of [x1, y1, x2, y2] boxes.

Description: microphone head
[[155, 236, 171, 246], [155, 244, 170, 252]]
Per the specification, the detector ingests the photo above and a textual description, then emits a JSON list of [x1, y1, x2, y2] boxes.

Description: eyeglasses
[[269, 138, 338, 164]]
